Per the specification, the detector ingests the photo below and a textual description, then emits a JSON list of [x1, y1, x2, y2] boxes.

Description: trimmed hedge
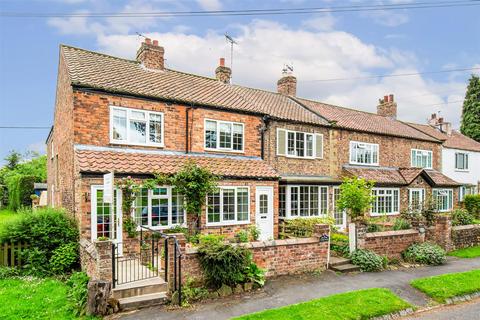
[[464, 195, 480, 218]]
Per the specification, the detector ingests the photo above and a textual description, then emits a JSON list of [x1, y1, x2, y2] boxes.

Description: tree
[[4, 150, 21, 170], [460, 74, 480, 142], [337, 177, 375, 221]]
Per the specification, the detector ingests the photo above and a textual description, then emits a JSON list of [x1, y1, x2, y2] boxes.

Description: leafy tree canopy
[[460, 74, 480, 142], [337, 177, 375, 221]]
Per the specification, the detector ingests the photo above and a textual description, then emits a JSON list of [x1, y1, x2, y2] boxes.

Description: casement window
[[411, 149, 433, 169], [133, 187, 186, 228], [349, 141, 379, 165], [206, 187, 250, 225], [279, 186, 286, 217], [276, 129, 323, 159], [459, 186, 476, 201], [333, 187, 346, 228], [371, 188, 400, 215], [110, 106, 164, 147], [433, 189, 453, 212], [455, 152, 469, 171], [204, 119, 244, 152], [93, 188, 118, 239], [282, 185, 328, 219], [408, 188, 425, 212]]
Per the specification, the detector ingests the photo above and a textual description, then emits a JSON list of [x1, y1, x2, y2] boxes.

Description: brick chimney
[[277, 68, 297, 96], [136, 38, 165, 71], [377, 94, 397, 119], [215, 58, 231, 84], [429, 113, 452, 135]]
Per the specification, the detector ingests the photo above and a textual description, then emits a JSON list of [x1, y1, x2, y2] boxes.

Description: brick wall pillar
[[426, 215, 453, 251], [95, 240, 113, 283], [355, 222, 368, 250], [166, 233, 186, 293], [313, 224, 330, 239]]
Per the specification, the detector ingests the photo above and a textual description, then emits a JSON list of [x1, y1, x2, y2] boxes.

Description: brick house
[[47, 39, 461, 251]]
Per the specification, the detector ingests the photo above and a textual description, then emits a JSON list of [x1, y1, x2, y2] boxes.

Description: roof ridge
[[288, 96, 331, 124], [402, 121, 448, 141], [296, 95, 385, 118], [60, 44, 140, 64]]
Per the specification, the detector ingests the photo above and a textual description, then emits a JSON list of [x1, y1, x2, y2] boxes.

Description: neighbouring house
[[406, 114, 480, 201], [46, 39, 461, 253]]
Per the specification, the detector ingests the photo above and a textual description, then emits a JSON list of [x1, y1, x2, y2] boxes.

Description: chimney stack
[[215, 58, 232, 84], [377, 94, 397, 119], [136, 38, 165, 71], [277, 67, 297, 96], [428, 113, 452, 135]]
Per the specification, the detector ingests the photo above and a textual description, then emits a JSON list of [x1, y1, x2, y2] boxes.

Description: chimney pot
[[389, 94, 394, 102], [377, 94, 397, 119], [219, 57, 225, 67], [145, 38, 151, 45], [384, 95, 389, 102], [152, 40, 158, 46]]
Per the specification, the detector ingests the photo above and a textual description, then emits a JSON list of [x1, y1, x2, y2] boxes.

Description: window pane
[[320, 187, 328, 215], [134, 188, 148, 226], [232, 124, 243, 151], [205, 121, 217, 149], [279, 186, 286, 217], [152, 187, 168, 196], [113, 109, 127, 141], [299, 186, 309, 216], [219, 123, 232, 148], [207, 192, 220, 223], [237, 188, 249, 221], [149, 113, 162, 143], [296, 132, 305, 157], [310, 186, 319, 216], [290, 187, 298, 216], [152, 198, 168, 226], [306, 134, 314, 157], [222, 189, 235, 221], [129, 120, 146, 143], [131, 110, 146, 120], [287, 132, 295, 155], [96, 189, 114, 239], [172, 192, 185, 224]]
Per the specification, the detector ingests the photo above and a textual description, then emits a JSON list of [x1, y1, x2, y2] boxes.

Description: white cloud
[[196, 0, 222, 11]]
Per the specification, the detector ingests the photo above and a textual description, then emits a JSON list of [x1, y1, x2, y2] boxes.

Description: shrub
[[393, 218, 412, 231], [403, 243, 446, 265], [66, 272, 89, 316], [451, 209, 474, 226], [350, 249, 384, 272], [366, 223, 383, 233], [235, 230, 249, 243], [330, 233, 349, 257], [244, 262, 266, 286], [464, 195, 480, 218], [182, 277, 209, 304], [21, 247, 50, 276], [50, 243, 80, 275], [337, 177, 375, 220], [248, 225, 261, 241], [7, 175, 36, 211], [282, 217, 333, 238], [197, 241, 256, 288], [0, 266, 21, 279]]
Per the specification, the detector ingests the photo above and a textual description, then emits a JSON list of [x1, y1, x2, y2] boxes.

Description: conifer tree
[[460, 74, 480, 141]]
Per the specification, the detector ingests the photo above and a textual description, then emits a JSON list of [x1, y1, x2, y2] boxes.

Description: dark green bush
[[0, 266, 21, 279], [50, 243, 80, 274], [464, 195, 480, 218], [22, 247, 50, 276], [7, 175, 36, 211], [366, 223, 384, 233], [330, 233, 349, 257], [451, 209, 474, 226], [403, 242, 446, 265], [66, 272, 89, 316], [393, 218, 412, 231], [350, 249, 384, 272]]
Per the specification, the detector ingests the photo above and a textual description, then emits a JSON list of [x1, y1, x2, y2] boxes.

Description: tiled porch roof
[[74, 146, 279, 179]]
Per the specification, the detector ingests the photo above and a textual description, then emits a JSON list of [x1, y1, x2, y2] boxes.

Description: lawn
[[0, 209, 20, 225], [233, 288, 412, 320], [448, 246, 480, 258], [411, 269, 480, 302], [0, 278, 78, 319]]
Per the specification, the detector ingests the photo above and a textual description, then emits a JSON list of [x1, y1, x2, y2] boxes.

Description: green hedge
[[464, 195, 480, 218], [7, 175, 36, 211]]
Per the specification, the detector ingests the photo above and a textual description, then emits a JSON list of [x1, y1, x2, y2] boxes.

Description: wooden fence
[[0, 243, 28, 267]]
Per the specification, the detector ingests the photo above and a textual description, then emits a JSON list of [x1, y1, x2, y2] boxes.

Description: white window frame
[[133, 186, 186, 230], [281, 185, 329, 219], [204, 119, 244, 153], [109, 106, 165, 147], [408, 188, 425, 212], [349, 141, 379, 166], [276, 128, 323, 159], [371, 188, 400, 216], [411, 149, 433, 169], [455, 152, 469, 171], [433, 188, 453, 212], [206, 186, 250, 226]]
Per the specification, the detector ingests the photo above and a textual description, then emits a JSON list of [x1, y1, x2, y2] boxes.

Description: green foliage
[[460, 74, 480, 142], [7, 175, 36, 211], [330, 233, 349, 257], [366, 223, 384, 233], [337, 177, 375, 220], [115, 176, 140, 217], [393, 218, 412, 231], [248, 225, 261, 241], [0, 208, 79, 276], [244, 262, 266, 286], [197, 234, 225, 245], [66, 271, 90, 316], [123, 216, 138, 238], [451, 209, 474, 226], [235, 230, 249, 243], [282, 217, 333, 238], [50, 243, 80, 275], [4, 150, 21, 170], [464, 194, 480, 218], [182, 277, 209, 304], [350, 249, 384, 272], [403, 242, 446, 266], [197, 241, 260, 288], [0, 266, 21, 279]]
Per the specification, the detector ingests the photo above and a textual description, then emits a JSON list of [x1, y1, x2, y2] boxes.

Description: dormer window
[[349, 141, 379, 165], [110, 106, 164, 147], [204, 119, 244, 152], [411, 149, 432, 169]]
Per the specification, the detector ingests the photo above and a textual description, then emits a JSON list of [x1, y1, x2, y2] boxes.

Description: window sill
[[204, 147, 244, 154], [455, 169, 470, 172], [349, 162, 379, 166], [110, 140, 165, 148], [136, 223, 186, 231], [281, 215, 328, 220], [277, 154, 320, 160], [370, 212, 400, 217], [206, 221, 251, 227]]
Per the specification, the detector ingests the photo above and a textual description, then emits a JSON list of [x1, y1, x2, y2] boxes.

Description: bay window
[[276, 129, 323, 159], [204, 119, 244, 152], [133, 187, 185, 228], [371, 188, 399, 215], [281, 185, 328, 218], [207, 187, 250, 225], [350, 141, 379, 165], [110, 106, 164, 146], [411, 149, 432, 169], [433, 189, 453, 212]]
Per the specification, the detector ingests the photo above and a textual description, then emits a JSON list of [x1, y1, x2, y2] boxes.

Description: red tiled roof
[[75, 149, 279, 179], [424, 170, 461, 187], [399, 168, 423, 184], [295, 97, 439, 142]]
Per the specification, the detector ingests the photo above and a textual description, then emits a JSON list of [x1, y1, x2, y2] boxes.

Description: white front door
[[256, 186, 274, 241], [91, 185, 123, 255]]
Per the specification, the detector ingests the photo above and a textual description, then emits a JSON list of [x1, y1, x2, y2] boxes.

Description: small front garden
[[233, 288, 412, 320], [448, 246, 480, 259], [410, 269, 480, 303]]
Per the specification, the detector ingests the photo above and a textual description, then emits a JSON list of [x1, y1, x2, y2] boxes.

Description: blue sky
[[0, 0, 479, 164]]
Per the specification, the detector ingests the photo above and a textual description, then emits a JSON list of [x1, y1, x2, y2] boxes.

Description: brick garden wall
[[79, 238, 112, 282], [362, 229, 424, 259], [451, 224, 480, 249]]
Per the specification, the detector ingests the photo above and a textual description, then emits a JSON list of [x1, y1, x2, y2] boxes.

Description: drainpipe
[[185, 107, 190, 153], [260, 115, 271, 160]]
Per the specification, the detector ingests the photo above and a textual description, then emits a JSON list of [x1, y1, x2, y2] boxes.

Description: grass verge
[[448, 246, 480, 258], [411, 269, 480, 302], [233, 288, 412, 320]]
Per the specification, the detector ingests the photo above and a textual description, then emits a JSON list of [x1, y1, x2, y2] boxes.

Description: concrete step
[[329, 256, 352, 267], [113, 277, 167, 299], [118, 292, 168, 311], [330, 263, 361, 273]]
